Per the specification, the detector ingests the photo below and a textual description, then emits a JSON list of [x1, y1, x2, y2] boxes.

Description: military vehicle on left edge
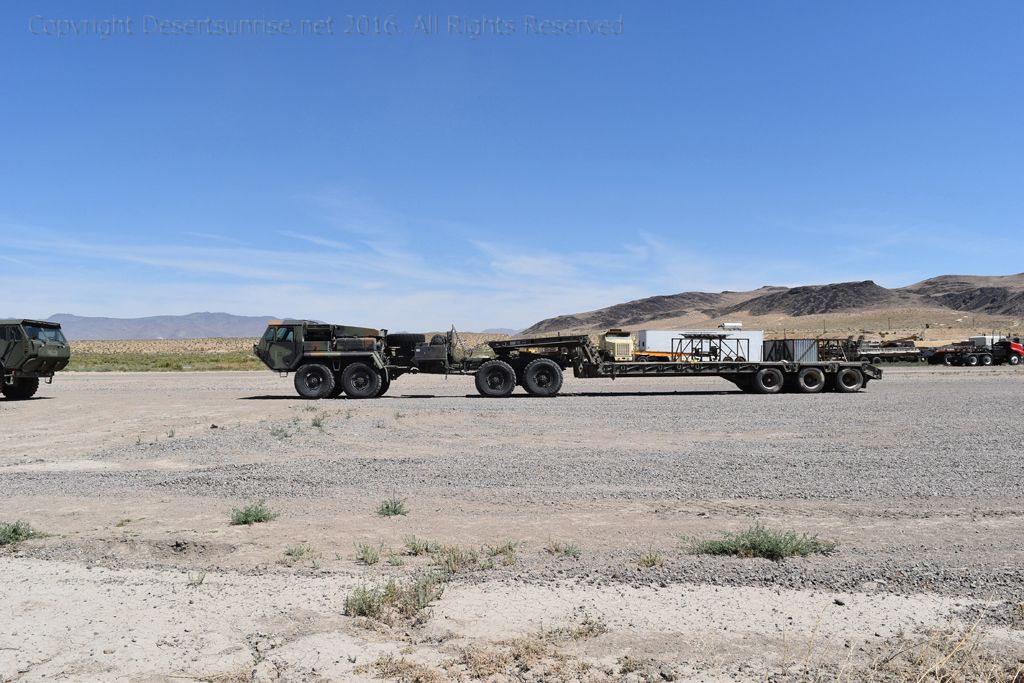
[[0, 319, 71, 399]]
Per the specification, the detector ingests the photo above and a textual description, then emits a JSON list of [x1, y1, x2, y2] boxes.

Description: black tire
[[1009, 354, 1021, 366], [342, 362, 382, 399], [1, 377, 40, 400], [386, 333, 425, 348], [474, 359, 516, 397], [328, 375, 345, 398], [752, 367, 784, 394], [834, 367, 863, 393], [980, 354, 993, 366], [964, 354, 979, 367], [942, 354, 956, 366], [376, 370, 391, 397], [795, 367, 826, 394], [871, 357, 883, 365], [294, 364, 335, 399], [522, 358, 563, 397]]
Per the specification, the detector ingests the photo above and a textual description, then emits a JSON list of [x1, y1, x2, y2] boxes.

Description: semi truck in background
[[254, 319, 881, 399], [924, 335, 1023, 367]]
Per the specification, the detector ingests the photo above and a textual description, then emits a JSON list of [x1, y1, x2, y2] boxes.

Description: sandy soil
[[1, 368, 1023, 682]]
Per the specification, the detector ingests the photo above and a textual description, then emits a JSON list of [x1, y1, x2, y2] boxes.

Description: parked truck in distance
[[0, 319, 71, 399], [924, 335, 1023, 367], [254, 320, 881, 399]]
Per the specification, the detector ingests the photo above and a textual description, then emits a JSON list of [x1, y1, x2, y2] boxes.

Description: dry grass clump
[[866, 624, 1024, 683], [687, 523, 837, 561], [362, 653, 443, 683], [403, 535, 440, 556], [343, 572, 446, 625], [637, 549, 665, 568], [544, 539, 581, 559]]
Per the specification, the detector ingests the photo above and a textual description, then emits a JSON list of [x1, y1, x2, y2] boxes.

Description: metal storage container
[[762, 339, 819, 363]]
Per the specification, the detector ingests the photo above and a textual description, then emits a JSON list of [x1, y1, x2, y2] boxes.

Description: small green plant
[[637, 549, 665, 568], [135, 435, 142, 446], [430, 545, 498, 573], [284, 544, 311, 559], [485, 540, 518, 566], [376, 498, 408, 517], [618, 655, 644, 674], [311, 414, 325, 429], [559, 612, 609, 640], [0, 521, 38, 546], [187, 571, 206, 587], [687, 523, 838, 561], [387, 553, 405, 566], [229, 500, 278, 526], [544, 539, 581, 559], [403, 535, 440, 556], [344, 409, 353, 420], [394, 411, 405, 419], [167, 428, 175, 438], [115, 518, 132, 528], [355, 543, 380, 565], [344, 584, 384, 618], [269, 426, 290, 439], [343, 572, 445, 623]]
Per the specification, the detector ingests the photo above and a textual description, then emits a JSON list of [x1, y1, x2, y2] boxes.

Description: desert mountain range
[[21, 274, 1024, 340], [522, 274, 1024, 335]]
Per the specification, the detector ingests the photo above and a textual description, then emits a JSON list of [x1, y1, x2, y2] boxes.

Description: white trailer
[[636, 329, 764, 362]]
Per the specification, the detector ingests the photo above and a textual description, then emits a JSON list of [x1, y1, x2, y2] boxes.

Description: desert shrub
[[377, 498, 408, 517], [229, 501, 278, 526], [0, 521, 36, 546], [688, 523, 837, 561]]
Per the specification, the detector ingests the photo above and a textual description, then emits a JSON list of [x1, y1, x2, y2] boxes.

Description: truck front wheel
[[1, 377, 40, 400], [475, 360, 516, 397], [1010, 354, 1021, 366], [943, 354, 956, 366], [342, 362, 382, 399], [294, 364, 335, 399], [522, 358, 563, 397]]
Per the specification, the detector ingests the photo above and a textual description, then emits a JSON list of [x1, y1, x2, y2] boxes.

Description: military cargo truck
[[0, 319, 71, 399], [255, 320, 881, 399]]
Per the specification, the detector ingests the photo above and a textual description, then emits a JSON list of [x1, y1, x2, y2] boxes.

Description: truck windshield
[[23, 325, 66, 343]]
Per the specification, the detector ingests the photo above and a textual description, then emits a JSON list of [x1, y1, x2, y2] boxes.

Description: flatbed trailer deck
[[478, 334, 880, 397]]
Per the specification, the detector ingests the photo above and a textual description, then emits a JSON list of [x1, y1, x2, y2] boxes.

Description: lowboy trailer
[[254, 321, 881, 399], [476, 334, 880, 396]]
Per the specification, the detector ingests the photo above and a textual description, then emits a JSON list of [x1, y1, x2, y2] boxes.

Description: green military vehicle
[[256, 319, 881, 399], [0, 319, 71, 400], [253, 319, 456, 399]]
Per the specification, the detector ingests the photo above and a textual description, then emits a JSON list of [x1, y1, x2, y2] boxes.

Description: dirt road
[[1, 368, 1023, 681]]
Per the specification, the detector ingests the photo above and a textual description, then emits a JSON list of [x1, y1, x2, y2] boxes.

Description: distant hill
[[48, 312, 276, 340], [522, 274, 1024, 334], [480, 327, 520, 335]]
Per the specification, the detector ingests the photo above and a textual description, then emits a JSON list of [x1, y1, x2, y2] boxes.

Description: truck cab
[[0, 319, 71, 399], [254, 320, 392, 399]]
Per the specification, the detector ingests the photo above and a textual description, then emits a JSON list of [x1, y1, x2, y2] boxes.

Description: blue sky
[[2, 1, 1022, 330]]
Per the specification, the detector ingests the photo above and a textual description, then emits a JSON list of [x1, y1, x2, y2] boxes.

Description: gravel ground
[[1, 367, 1022, 681]]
